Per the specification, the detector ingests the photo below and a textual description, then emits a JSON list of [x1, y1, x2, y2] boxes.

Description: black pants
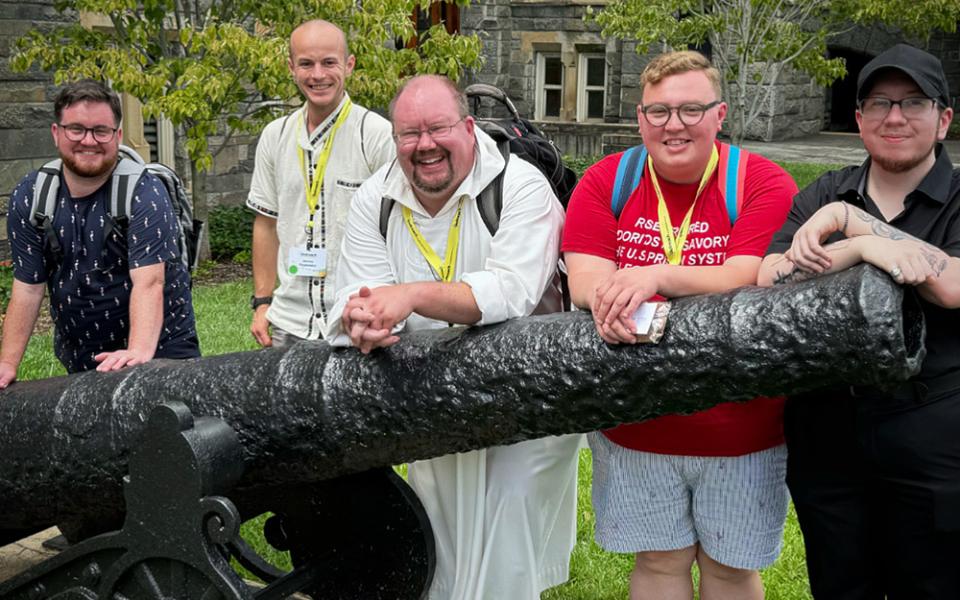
[[785, 389, 960, 600]]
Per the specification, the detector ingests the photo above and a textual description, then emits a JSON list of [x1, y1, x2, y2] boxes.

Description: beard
[[868, 136, 937, 174], [412, 152, 455, 195], [60, 149, 117, 178]]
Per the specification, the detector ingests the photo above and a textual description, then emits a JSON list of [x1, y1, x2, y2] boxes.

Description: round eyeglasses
[[58, 123, 119, 143], [640, 101, 721, 127], [857, 97, 938, 121]]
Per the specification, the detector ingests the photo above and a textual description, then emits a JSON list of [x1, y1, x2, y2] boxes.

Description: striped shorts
[[589, 432, 789, 570]]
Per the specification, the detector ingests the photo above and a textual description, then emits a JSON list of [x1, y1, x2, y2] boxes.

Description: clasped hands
[[341, 285, 412, 354]]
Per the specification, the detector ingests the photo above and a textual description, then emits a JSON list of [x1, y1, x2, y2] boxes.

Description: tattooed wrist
[[772, 264, 818, 285]]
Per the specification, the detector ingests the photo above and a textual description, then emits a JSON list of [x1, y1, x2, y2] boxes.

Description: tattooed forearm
[[773, 240, 853, 285], [773, 266, 817, 285], [870, 220, 908, 240], [921, 249, 949, 276], [851, 205, 916, 242]]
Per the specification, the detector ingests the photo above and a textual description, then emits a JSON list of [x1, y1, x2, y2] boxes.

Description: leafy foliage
[[590, 0, 960, 143], [563, 154, 604, 179], [208, 205, 254, 262], [11, 0, 483, 174], [0, 261, 12, 314]]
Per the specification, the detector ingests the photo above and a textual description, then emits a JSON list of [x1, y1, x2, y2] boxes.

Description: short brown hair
[[54, 79, 122, 126], [640, 51, 722, 99]]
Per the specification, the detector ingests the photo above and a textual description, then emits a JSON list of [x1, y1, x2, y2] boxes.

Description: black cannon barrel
[[0, 265, 925, 536]]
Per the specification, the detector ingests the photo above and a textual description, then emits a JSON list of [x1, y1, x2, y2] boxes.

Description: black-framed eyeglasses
[[857, 96, 939, 120], [58, 123, 118, 143], [640, 101, 721, 127], [393, 117, 466, 147]]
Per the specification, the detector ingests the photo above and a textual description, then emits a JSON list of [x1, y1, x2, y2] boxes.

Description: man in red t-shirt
[[562, 50, 796, 600]]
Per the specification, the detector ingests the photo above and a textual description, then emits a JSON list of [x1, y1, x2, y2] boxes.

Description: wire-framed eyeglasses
[[58, 123, 119, 143], [640, 101, 721, 127], [393, 118, 466, 147]]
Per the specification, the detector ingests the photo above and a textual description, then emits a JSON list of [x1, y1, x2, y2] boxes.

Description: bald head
[[288, 19, 356, 124], [389, 75, 468, 122], [290, 19, 350, 62]]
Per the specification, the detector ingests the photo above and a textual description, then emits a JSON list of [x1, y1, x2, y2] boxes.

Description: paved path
[[741, 132, 960, 167], [0, 528, 60, 583]]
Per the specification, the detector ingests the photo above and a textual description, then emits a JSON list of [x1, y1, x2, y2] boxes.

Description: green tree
[[12, 0, 482, 249], [590, 0, 960, 143]]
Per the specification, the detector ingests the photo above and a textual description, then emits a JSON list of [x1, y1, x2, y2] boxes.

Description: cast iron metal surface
[[0, 402, 249, 599], [0, 265, 925, 540], [0, 403, 435, 599]]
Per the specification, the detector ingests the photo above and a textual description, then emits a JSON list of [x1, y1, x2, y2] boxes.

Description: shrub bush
[[208, 206, 254, 261], [563, 154, 603, 178], [0, 261, 12, 314]]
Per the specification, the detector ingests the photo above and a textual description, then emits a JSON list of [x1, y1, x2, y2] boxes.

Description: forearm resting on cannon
[[0, 264, 925, 599]]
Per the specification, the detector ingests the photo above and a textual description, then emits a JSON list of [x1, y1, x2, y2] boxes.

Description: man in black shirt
[[759, 44, 960, 599]]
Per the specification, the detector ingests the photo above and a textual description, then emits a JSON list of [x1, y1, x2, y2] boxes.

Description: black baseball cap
[[856, 44, 950, 107]]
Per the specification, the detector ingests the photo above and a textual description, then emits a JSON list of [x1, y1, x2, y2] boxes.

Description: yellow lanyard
[[402, 200, 464, 282], [297, 99, 353, 228], [648, 145, 720, 265]]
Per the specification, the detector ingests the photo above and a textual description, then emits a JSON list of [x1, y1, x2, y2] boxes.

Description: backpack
[[377, 84, 576, 308], [30, 145, 203, 276], [465, 83, 578, 208], [610, 142, 750, 223]]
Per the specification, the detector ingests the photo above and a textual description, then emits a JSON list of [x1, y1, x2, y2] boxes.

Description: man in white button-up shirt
[[326, 75, 581, 600], [246, 19, 394, 347]]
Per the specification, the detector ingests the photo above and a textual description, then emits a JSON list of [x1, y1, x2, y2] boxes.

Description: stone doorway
[[826, 48, 873, 132]]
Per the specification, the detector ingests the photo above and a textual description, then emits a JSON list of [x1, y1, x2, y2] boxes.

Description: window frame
[[535, 52, 564, 121], [577, 52, 608, 122]]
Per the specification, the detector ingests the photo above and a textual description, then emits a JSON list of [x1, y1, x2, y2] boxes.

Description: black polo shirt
[[767, 144, 960, 383]]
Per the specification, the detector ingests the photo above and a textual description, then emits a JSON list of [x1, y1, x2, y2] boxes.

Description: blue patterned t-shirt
[[7, 169, 199, 372]]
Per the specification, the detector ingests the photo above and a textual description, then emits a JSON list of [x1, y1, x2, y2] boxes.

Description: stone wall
[[0, 0, 71, 262], [724, 63, 826, 142], [461, 3, 960, 145], [535, 121, 637, 157], [461, 2, 631, 125]]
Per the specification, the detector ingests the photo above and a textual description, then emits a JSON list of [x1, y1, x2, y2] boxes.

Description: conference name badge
[[288, 247, 327, 278]]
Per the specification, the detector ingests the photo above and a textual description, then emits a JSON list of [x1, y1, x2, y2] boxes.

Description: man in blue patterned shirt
[[0, 80, 199, 387]]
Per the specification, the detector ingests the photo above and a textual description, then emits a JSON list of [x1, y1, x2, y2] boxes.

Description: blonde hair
[[640, 51, 722, 99]]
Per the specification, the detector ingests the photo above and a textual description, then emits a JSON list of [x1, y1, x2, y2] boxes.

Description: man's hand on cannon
[[592, 267, 659, 345], [343, 286, 403, 354], [784, 202, 848, 273], [857, 236, 948, 286], [0, 360, 17, 389], [94, 347, 155, 372]]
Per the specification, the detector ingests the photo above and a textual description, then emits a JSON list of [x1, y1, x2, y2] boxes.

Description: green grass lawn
[[4, 161, 839, 597]]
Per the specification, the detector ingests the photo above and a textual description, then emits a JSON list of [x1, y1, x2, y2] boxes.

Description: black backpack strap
[[476, 140, 511, 237], [378, 161, 401, 240], [31, 160, 65, 258], [106, 158, 145, 242], [379, 197, 395, 240]]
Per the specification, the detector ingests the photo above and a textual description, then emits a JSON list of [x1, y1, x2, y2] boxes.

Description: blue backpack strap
[[610, 145, 647, 219], [718, 143, 749, 224]]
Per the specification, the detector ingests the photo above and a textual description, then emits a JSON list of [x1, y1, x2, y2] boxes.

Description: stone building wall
[[461, 3, 960, 150], [462, 2, 630, 121], [0, 0, 70, 262]]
